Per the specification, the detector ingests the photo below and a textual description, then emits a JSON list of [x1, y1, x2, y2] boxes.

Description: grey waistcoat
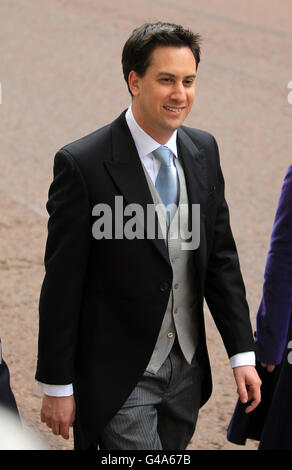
[[141, 157, 200, 374]]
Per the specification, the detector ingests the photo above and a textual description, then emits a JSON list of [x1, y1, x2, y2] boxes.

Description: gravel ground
[[1, 0, 291, 451]]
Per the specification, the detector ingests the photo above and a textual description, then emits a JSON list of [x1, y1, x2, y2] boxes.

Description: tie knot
[[153, 146, 172, 167]]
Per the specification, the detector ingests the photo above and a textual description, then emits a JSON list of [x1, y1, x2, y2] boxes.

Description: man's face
[[130, 46, 197, 144]]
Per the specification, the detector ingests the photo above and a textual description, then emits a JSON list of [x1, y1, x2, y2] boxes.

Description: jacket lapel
[[177, 127, 208, 275], [177, 127, 208, 209], [104, 112, 170, 265]]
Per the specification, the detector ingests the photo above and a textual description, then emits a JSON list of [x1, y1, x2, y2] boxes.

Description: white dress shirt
[[38, 106, 255, 397]]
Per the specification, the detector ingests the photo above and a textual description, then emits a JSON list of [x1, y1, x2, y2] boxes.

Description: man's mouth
[[163, 105, 185, 113]]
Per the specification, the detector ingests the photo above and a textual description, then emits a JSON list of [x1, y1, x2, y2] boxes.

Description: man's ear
[[128, 70, 141, 97]]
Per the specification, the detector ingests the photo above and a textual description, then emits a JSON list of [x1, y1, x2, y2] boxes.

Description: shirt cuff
[[37, 382, 73, 397], [230, 351, 256, 368]]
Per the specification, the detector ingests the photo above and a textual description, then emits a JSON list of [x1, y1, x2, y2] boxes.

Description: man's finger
[[60, 423, 70, 440], [52, 421, 60, 436], [261, 362, 276, 373], [46, 419, 52, 429], [237, 378, 248, 404], [245, 400, 259, 413], [245, 386, 261, 413]]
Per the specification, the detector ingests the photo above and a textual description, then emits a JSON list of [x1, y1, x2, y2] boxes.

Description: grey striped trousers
[[100, 340, 203, 450]]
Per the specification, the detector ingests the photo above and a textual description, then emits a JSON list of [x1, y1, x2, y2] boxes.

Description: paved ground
[[1, 0, 292, 451]]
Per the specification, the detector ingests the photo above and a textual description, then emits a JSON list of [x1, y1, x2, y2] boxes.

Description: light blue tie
[[153, 146, 178, 219]]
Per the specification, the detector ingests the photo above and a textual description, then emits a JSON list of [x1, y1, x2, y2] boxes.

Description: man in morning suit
[[36, 22, 261, 450]]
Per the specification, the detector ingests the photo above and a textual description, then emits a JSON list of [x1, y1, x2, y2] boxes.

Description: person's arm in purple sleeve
[[255, 165, 292, 370]]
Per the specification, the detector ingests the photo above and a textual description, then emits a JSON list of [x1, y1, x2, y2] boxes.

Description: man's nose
[[170, 82, 186, 102]]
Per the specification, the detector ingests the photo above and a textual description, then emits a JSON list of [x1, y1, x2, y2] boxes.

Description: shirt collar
[[125, 105, 178, 159]]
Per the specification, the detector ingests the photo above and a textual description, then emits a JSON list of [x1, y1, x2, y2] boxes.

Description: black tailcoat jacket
[[36, 111, 255, 449]]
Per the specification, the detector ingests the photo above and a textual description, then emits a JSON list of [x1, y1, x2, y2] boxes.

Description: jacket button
[[160, 282, 169, 292]]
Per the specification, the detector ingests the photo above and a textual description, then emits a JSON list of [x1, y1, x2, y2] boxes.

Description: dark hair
[[122, 22, 202, 94]]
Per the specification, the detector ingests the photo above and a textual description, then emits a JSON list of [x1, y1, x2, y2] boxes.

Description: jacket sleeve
[[204, 137, 255, 358], [255, 165, 292, 364], [35, 149, 91, 385]]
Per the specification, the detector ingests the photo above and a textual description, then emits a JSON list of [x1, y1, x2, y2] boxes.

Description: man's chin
[[163, 119, 185, 133], [163, 113, 188, 129]]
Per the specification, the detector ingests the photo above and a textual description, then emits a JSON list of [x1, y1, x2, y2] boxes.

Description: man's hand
[[261, 363, 276, 372], [233, 365, 261, 414], [40, 394, 76, 439]]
